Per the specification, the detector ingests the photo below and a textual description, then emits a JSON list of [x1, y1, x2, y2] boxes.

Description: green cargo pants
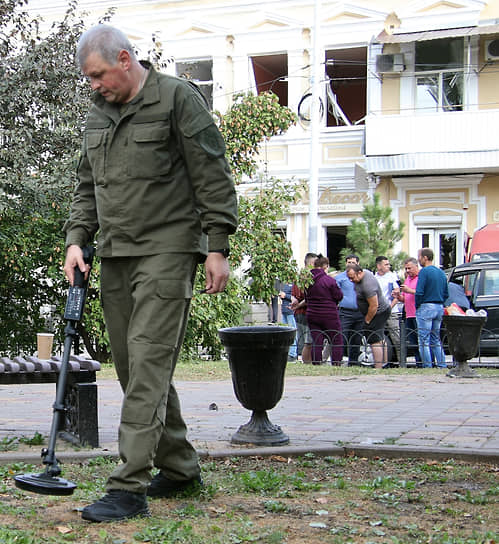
[[100, 252, 200, 494]]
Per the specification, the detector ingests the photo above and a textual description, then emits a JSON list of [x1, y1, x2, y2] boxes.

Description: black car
[[446, 260, 499, 357]]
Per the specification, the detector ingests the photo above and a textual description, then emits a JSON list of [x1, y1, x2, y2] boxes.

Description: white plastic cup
[[37, 333, 54, 360]]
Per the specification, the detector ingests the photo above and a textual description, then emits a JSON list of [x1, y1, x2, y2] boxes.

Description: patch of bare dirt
[[1, 455, 498, 543]]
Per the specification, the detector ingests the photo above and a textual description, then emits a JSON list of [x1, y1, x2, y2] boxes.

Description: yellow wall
[[374, 176, 499, 254], [479, 35, 499, 110], [479, 174, 499, 223], [379, 44, 401, 115], [481, 0, 499, 20], [381, 76, 401, 114]]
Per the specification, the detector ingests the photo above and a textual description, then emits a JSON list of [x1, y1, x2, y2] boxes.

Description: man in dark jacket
[[305, 255, 343, 365], [335, 254, 364, 364], [63, 25, 237, 522]]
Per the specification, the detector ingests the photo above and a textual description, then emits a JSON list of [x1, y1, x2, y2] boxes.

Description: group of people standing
[[280, 248, 451, 370]]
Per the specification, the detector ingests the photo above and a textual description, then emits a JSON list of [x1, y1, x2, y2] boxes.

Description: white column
[[308, 0, 322, 253]]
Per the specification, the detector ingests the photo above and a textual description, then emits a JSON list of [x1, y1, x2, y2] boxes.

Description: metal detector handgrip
[[63, 246, 95, 322]]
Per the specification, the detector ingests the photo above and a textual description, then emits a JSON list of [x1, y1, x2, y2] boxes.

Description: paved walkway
[[1, 372, 499, 463]]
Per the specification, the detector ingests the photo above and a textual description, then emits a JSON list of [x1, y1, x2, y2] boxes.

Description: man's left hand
[[204, 252, 230, 294]]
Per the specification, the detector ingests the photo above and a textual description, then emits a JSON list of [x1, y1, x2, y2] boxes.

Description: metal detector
[[14, 245, 95, 495]]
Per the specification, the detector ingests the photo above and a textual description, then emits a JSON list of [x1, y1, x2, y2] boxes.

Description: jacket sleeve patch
[[192, 124, 226, 159]]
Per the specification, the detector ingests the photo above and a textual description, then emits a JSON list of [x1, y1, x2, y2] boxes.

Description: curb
[[3, 444, 498, 466]]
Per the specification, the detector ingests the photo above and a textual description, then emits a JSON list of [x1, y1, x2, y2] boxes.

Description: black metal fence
[[307, 316, 499, 367]]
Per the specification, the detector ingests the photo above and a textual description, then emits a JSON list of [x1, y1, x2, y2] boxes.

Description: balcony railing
[[254, 125, 366, 181], [365, 109, 499, 156]]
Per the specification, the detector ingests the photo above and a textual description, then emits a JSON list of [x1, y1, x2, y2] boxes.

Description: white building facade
[[26, 0, 499, 268]]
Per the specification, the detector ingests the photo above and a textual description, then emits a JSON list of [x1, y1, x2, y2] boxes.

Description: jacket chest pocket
[[86, 130, 108, 181], [128, 121, 172, 179]]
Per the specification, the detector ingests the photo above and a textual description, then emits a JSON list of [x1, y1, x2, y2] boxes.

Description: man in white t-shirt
[[374, 256, 401, 362]]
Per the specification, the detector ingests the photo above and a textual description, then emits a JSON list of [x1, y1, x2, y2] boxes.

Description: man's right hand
[[63, 245, 89, 286]]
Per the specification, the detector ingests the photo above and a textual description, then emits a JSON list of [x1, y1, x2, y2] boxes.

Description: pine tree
[[342, 193, 407, 272]]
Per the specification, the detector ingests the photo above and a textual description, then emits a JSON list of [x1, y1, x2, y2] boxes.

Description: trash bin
[[218, 325, 295, 445], [443, 314, 487, 378]]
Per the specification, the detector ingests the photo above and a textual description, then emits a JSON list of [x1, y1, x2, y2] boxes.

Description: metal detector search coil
[[13, 245, 95, 496]]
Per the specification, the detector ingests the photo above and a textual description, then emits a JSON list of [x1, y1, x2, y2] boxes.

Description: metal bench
[[0, 354, 100, 447]]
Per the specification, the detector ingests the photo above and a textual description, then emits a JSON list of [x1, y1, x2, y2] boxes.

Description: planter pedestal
[[218, 326, 295, 446], [443, 315, 486, 378]]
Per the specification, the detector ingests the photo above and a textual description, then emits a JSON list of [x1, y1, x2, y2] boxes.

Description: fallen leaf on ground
[[270, 455, 288, 463]]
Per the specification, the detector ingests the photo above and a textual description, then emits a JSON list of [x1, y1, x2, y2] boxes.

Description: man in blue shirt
[[445, 280, 470, 311], [415, 248, 449, 368], [279, 282, 298, 361], [335, 254, 364, 364]]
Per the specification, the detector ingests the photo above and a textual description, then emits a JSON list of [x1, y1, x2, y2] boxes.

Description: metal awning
[[375, 24, 499, 44], [365, 150, 499, 176]]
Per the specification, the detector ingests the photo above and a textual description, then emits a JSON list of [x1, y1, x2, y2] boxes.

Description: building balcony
[[365, 109, 499, 176], [254, 125, 366, 188]]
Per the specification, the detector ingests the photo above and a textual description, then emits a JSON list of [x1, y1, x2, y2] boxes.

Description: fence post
[[399, 314, 407, 368]]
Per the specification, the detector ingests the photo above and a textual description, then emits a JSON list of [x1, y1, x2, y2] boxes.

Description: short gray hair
[[77, 24, 136, 67]]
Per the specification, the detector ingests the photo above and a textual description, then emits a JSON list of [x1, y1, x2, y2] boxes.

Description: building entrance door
[[418, 228, 460, 268], [326, 226, 347, 270]]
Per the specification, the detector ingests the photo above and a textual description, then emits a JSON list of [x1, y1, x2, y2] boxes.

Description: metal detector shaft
[[42, 246, 95, 474], [42, 327, 78, 473]]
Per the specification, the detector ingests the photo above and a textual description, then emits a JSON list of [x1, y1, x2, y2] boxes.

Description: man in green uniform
[[63, 25, 237, 522]]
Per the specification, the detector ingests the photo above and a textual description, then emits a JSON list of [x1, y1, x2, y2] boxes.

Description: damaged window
[[176, 59, 213, 109], [250, 54, 288, 106], [415, 38, 464, 112], [325, 47, 367, 127]]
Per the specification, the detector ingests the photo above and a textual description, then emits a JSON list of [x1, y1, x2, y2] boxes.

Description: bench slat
[[24, 356, 52, 372], [0, 355, 100, 376], [13, 356, 36, 373], [0, 357, 20, 373]]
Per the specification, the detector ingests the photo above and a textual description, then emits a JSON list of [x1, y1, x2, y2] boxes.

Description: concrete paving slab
[[0, 373, 497, 463]]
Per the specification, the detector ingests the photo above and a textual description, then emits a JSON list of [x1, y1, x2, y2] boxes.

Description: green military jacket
[[63, 63, 237, 257]]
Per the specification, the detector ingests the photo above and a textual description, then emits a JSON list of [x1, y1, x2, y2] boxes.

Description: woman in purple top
[[305, 255, 344, 365]]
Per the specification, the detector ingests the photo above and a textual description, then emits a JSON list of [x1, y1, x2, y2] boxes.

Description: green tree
[[0, 1, 92, 356], [0, 1, 299, 361], [341, 193, 407, 272], [231, 179, 300, 304], [215, 92, 296, 183], [182, 94, 299, 359], [181, 178, 301, 361]]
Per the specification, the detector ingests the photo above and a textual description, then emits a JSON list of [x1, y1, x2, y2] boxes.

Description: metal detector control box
[[63, 246, 95, 322], [64, 286, 86, 321]]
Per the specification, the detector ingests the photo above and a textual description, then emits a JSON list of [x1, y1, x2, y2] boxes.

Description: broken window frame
[[250, 53, 288, 107], [414, 37, 465, 113], [175, 58, 214, 109], [324, 47, 367, 127]]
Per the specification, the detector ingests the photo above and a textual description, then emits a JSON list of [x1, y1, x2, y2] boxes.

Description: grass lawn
[[97, 359, 499, 381], [1, 455, 498, 543]]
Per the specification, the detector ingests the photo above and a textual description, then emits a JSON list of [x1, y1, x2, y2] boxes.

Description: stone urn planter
[[443, 314, 487, 378], [218, 325, 296, 446]]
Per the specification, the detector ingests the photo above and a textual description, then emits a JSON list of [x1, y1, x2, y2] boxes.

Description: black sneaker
[[147, 472, 203, 498], [81, 490, 150, 522]]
